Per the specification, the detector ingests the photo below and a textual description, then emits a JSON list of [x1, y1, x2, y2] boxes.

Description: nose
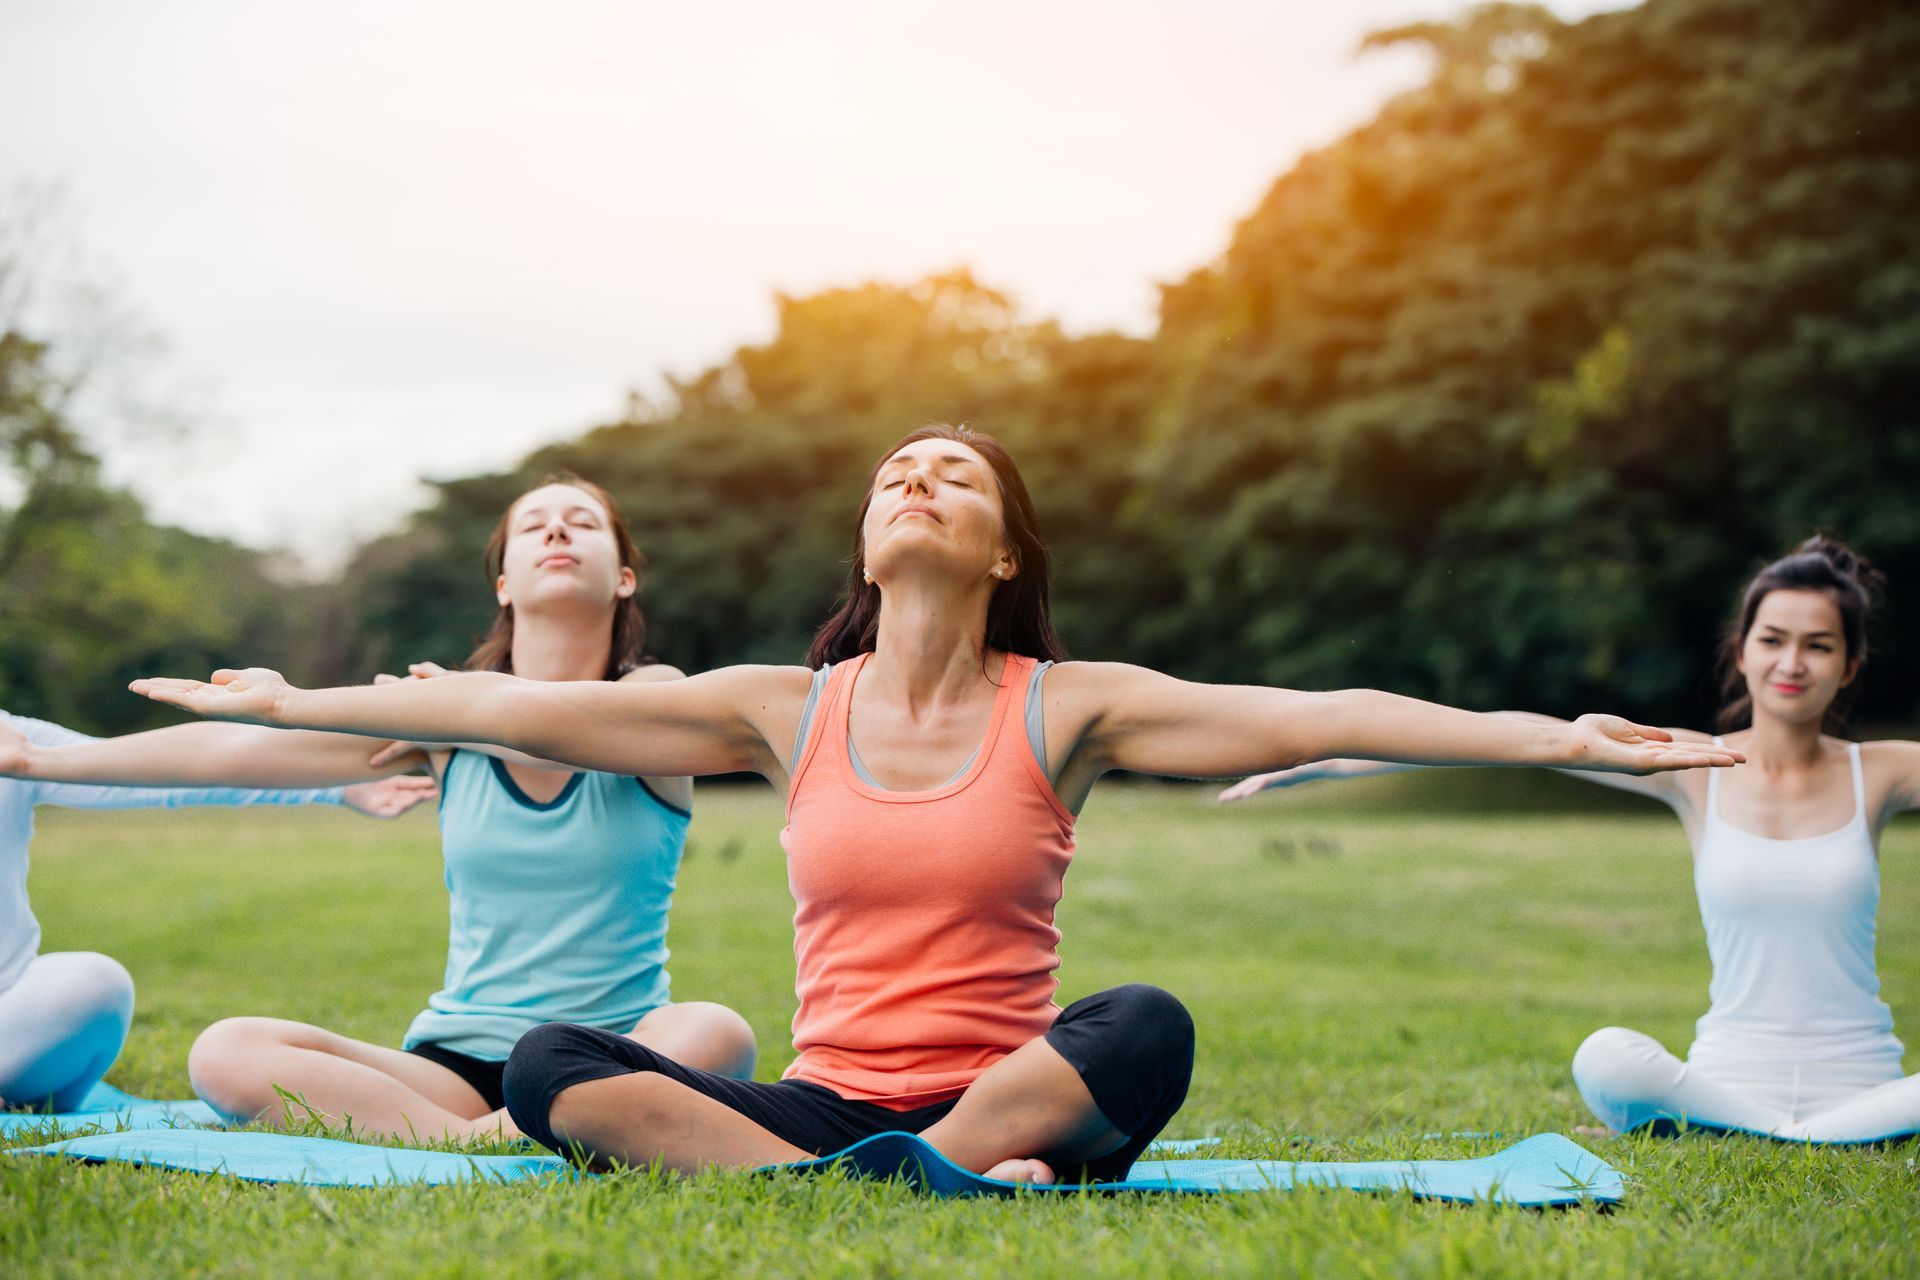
[[543, 517, 572, 543], [903, 465, 934, 498]]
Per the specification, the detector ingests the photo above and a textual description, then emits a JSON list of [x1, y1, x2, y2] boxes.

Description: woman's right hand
[[129, 668, 294, 725], [1217, 769, 1303, 802]]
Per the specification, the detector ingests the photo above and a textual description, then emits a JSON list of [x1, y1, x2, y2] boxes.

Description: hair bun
[[1796, 534, 1887, 596]]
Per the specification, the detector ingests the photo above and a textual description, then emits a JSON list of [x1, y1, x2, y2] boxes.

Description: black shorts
[[406, 1042, 507, 1112], [503, 984, 1194, 1183]]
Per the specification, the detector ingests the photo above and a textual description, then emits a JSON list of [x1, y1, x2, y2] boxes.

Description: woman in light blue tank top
[[13, 475, 754, 1139]]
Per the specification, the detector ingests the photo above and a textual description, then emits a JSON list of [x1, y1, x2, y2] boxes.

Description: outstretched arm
[[1216, 713, 1716, 803], [1057, 665, 1741, 786], [1, 718, 425, 790], [0, 713, 432, 817], [130, 664, 807, 781]]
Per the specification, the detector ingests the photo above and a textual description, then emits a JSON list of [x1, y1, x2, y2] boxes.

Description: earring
[[862, 570, 874, 585]]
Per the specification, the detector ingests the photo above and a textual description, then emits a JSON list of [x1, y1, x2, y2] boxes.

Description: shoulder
[[1856, 738, 1920, 816], [1036, 661, 1184, 732], [1859, 738, 1920, 779], [1042, 660, 1161, 694]]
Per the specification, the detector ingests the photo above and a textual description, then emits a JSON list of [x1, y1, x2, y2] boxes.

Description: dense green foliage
[[6, 787, 1917, 1277], [8, 0, 1917, 733], [340, 0, 1920, 729], [0, 327, 320, 734]]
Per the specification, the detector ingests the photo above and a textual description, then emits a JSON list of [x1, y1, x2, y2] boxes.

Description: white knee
[[1571, 1026, 1692, 1133], [1572, 1026, 1675, 1099], [35, 951, 137, 1043], [187, 1016, 287, 1119]]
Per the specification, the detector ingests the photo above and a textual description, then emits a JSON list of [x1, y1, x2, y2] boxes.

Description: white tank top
[[1689, 741, 1903, 1072]]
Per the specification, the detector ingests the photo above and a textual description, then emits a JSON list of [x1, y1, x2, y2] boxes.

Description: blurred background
[[2, 0, 1916, 738]]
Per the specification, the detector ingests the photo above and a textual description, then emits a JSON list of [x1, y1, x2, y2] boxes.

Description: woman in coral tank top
[[129, 425, 1741, 1182]]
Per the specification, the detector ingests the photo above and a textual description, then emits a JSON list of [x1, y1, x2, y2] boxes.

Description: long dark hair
[[466, 471, 652, 678], [1716, 534, 1884, 732], [806, 424, 1067, 670]]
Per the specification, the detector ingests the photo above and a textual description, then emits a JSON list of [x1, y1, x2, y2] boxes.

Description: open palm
[[1567, 714, 1743, 773], [129, 668, 293, 725]]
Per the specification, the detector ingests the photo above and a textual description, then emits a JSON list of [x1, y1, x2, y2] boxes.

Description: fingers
[[373, 673, 401, 685], [367, 741, 409, 768], [1629, 722, 1673, 743], [408, 662, 452, 679], [128, 677, 207, 706]]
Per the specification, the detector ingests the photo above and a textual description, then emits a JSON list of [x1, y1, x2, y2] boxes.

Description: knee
[[1058, 984, 1196, 1126], [502, 1022, 601, 1143], [682, 1003, 758, 1079], [49, 952, 135, 1030], [187, 1017, 282, 1117], [1106, 984, 1196, 1069], [1572, 1026, 1671, 1097]]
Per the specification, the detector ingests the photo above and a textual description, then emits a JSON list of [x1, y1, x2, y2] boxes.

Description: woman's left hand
[[364, 664, 455, 769], [1563, 715, 1745, 773], [342, 775, 439, 818]]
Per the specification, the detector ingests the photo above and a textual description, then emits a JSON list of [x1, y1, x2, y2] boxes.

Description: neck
[[863, 575, 999, 717], [507, 607, 617, 683], [1742, 707, 1827, 769]]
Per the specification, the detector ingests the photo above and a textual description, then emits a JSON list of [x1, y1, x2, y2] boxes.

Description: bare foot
[[984, 1158, 1056, 1184], [458, 1107, 522, 1142], [1572, 1124, 1616, 1140]]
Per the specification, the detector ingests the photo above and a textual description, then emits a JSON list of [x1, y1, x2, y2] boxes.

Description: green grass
[[4, 773, 1917, 1278]]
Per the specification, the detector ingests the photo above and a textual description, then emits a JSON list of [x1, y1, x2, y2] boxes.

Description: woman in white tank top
[[1223, 536, 1920, 1142]]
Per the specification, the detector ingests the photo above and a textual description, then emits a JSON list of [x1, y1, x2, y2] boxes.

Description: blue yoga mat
[[12, 1128, 1621, 1204], [1625, 1115, 1920, 1146], [0, 1083, 220, 1139], [784, 1131, 1620, 1205], [14, 1128, 569, 1185]]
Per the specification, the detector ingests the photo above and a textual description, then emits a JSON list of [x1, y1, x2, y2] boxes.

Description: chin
[[1756, 698, 1830, 727]]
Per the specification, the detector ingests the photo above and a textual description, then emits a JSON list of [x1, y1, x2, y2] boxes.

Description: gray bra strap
[[792, 658, 1053, 788], [788, 663, 834, 776], [1026, 660, 1052, 777]]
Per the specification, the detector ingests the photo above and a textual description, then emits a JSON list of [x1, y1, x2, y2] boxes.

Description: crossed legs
[[188, 1000, 755, 1140], [1573, 1026, 1920, 1142], [505, 984, 1195, 1183]]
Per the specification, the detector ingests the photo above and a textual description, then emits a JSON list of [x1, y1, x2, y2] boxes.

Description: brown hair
[[1716, 534, 1884, 732], [806, 424, 1067, 669], [465, 471, 652, 678]]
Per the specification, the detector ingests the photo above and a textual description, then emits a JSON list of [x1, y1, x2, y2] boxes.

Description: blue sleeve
[[30, 780, 348, 811]]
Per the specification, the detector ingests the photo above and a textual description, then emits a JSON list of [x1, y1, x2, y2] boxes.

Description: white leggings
[[1573, 1026, 1920, 1142], [0, 952, 136, 1111]]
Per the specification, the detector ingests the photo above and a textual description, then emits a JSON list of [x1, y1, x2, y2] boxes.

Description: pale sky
[[1, 0, 1627, 571]]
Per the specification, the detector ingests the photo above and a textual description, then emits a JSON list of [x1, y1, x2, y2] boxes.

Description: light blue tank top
[[403, 750, 690, 1060]]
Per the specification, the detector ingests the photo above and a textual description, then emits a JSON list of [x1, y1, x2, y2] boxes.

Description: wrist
[[1543, 722, 1580, 767], [272, 685, 305, 727]]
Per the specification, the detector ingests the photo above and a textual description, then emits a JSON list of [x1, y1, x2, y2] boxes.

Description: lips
[[537, 554, 578, 568], [1771, 682, 1807, 695], [891, 505, 939, 524]]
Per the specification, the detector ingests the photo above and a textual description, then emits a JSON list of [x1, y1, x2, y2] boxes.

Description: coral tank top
[[779, 651, 1077, 1109]]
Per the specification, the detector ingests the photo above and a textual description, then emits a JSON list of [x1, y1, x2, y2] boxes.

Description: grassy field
[[3, 774, 1916, 1278]]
